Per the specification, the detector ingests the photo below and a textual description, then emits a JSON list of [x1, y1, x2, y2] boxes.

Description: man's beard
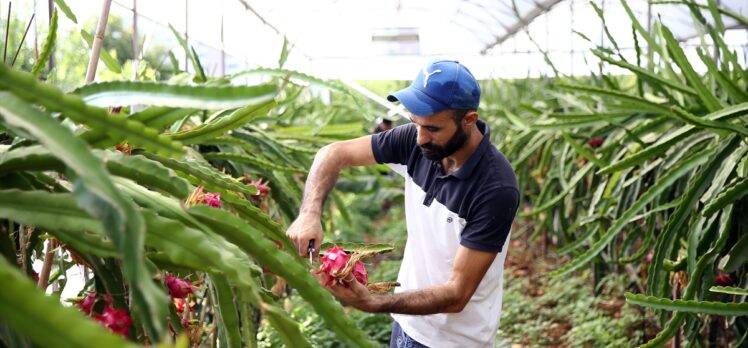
[[419, 125, 468, 161]]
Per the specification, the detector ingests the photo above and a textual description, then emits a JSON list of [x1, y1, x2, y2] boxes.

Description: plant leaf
[[660, 25, 722, 112], [0, 66, 183, 157], [320, 242, 395, 255], [709, 286, 748, 296], [74, 81, 276, 110], [171, 101, 275, 143], [168, 23, 206, 83], [0, 190, 115, 257], [625, 293, 748, 316], [31, 9, 58, 77], [53, 0, 78, 23]]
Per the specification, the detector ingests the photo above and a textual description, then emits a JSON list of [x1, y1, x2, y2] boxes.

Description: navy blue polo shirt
[[371, 120, 519, 252]]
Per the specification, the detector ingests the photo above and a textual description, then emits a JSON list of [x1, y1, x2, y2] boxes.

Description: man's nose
[[416, 128, 431, 146]]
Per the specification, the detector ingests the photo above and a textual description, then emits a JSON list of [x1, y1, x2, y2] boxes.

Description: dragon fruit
[[202, 192, 221, 208], [94, 307, 132, 337], [250, 178, 270, 196], [715, 273, 733, 286], [353, 259, 368, 285], [77, 292, 112, 315], [317, 246, 368, 287], [165, 274, 194, 299]]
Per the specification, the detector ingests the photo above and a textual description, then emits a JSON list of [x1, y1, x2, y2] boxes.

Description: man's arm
[[324, 245, 498, 314], [286, 135, 377, 256]]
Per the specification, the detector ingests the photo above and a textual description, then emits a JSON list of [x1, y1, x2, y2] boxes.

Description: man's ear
[[463, 110, 479, 126]]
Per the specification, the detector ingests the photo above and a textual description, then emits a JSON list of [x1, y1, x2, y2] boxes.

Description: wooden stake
[[3, 1, 11, 63], [85, 0, 113, 84], [37, 239, 57, 290], [10, 12, 34, 66]]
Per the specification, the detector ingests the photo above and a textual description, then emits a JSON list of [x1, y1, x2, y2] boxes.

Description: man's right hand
[[286, 213, 324, 258]]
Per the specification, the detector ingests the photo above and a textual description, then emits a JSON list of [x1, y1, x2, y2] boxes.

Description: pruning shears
[[307, 239, 315, 265]]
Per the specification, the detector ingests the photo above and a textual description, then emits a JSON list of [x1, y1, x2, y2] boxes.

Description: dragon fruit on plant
[[77, 292, 112, 315], [94, 307, 132, 337], [715, 273, 733, 286], [165, 274, 194, 299], [202, 192, 221, 208]]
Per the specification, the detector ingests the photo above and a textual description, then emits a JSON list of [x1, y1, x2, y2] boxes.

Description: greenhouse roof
[[248, 0, 746, 56], [5, 0, 747, 80]]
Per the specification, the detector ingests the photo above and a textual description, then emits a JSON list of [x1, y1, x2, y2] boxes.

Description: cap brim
[[387, 87, 448, 116]]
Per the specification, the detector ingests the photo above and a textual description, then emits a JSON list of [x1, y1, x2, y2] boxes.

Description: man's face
[[409, 110, 468, 161]]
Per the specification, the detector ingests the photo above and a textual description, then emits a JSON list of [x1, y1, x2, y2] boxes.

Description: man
[[286, 60, 519, 347]]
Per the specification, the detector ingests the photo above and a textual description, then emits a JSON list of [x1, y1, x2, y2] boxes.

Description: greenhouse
[[0, 0, 746, 347]]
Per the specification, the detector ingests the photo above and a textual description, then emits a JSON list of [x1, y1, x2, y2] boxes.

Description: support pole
[[184, 0, 189, 71], [85, 0, 113, 84], [132, 0, 138, 78], [220, 0, 225, 76]]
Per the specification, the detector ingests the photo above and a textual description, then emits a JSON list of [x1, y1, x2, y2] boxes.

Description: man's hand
[[314, 271, 374, 311], [286, 213, 323, 257], [316, 245, 498, 315]]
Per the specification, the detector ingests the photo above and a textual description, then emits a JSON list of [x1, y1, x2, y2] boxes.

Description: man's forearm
[[300, 144, 344, 216], [365, 283, 465, 315]]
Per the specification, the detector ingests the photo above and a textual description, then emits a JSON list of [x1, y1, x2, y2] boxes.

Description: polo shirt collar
[[451, 120, 490, 180]]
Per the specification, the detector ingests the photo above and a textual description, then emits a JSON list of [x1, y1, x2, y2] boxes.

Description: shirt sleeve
[[370, 123, 417, 165], [460, 187, 519, 253]]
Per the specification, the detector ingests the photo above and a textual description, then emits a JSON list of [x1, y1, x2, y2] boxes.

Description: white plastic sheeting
[[2, 0, 746, 80]]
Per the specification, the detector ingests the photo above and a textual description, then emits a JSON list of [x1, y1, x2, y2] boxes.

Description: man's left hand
[[313, 271, 375, 312]]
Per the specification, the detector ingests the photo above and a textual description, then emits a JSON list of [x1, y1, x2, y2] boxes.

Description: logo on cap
[[422, 67, 442, 88]]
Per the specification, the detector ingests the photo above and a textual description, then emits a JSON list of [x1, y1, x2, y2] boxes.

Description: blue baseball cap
[[387, 60, 481, 116]]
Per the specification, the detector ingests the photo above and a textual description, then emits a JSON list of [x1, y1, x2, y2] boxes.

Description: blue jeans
[[390, 321, 430, 348]]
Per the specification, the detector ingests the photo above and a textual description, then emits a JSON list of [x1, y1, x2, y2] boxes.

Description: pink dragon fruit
[[94, 307, 132, 337], [202, 192, 221, 208], [77, 292, 112, 315], [318, 246, 350, 286], [317, 246, 368, 287], [353, 260, 368, 285], [165, 274, 194, 299]]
